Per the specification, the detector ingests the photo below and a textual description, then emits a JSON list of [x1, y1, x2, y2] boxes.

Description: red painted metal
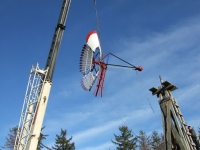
[[94, 62, 107, 97], [136, 66, 143, 71], [86, 30, 97, 42], [32, 105, 39, 125]]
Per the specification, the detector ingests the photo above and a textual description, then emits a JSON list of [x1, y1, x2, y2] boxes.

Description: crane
[[14, 0, 71, 149]]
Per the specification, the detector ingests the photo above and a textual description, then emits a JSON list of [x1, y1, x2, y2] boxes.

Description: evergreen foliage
[[37, 126, 51, 150], [151, 131, 165, 150], [137, 130, 151, 150], [151, 131, 161, 149], [52, 129, 75, 150], [199, 127, 200, 137], [198, 127, 200, 148], [1, 126, 18, 149], [111, 125, 137, 150], [0, 126, 50, 150]]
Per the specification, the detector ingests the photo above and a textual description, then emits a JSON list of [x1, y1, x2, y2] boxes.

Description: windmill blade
[[81, 45, 92, 54], [80, 55, 93, 60], [79, 30, 104, 95], [79, 44, 94, 75], [81, 72, 96, 91]]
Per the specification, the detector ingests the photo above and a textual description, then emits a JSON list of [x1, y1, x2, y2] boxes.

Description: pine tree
[[151, 131, 161, 149], [111, 125, 137, 150], [151, 131, 165, 150], [1, 126, 18, 149], [198, 127, 200, 148], [0, 126, 50, 150], [37, 126, 51, 150], [198, 127, 200, 138], [52, 129, 75, 150], [137, 130, 151, 150], [159, 133, 165, 150]]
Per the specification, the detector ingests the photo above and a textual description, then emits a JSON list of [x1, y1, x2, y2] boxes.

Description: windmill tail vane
[[79, 30, 142, 97]]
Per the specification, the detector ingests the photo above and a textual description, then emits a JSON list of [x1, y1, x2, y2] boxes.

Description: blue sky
[[0, 0, 200, 149]]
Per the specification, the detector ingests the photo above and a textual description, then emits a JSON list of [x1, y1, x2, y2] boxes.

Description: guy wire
[[105, 96, 137, 137], [107, 96, 127, 127], [134, 70, 162, 127]]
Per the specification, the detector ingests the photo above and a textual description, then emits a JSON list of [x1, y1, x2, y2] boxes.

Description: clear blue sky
[[0, 0, 200, 149]]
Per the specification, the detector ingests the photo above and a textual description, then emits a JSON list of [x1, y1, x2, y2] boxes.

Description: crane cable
[[106, 96, 138, 137], [93, 0, 130, 131], [94, 0, 162, 138], [107, 97, 127, 127], [94, 0, 159, 138], [93, 1, 177, 146], [94, 0, 103, 50], [135, 71, 163, 127]]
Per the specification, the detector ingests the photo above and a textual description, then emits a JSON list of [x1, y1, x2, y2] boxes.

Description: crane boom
[[45, 0, 71, 81], [14, 0, 71, 149]]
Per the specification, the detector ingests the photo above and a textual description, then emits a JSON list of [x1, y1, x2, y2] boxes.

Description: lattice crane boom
[[14, 0, 71, 149], [45, 0, 71, 81]]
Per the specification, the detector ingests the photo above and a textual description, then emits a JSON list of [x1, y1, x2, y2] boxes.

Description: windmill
[[79, 31, 143, 97], [149, 77, 198, 150]]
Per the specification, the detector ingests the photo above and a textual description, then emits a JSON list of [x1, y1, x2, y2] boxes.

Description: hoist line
[[93, 0, 140, 138], [134, 71, 162, 127], [93, 1, 167, 144], [106, 96, 138, 137], [107, 96, 127, 126], [93, 1, 138, 71], [94, 0, 103, 51]]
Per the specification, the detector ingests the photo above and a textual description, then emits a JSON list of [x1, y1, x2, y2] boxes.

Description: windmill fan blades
[[81, 72, 95, 91], [79, 44, 94, 75]]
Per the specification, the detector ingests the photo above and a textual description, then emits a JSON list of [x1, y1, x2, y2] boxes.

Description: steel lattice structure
[[14, 0, 71, 149], [14, 64, 48, 150]]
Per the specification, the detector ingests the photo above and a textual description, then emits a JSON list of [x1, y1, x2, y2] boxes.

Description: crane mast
[[14, 0, 71, 149]]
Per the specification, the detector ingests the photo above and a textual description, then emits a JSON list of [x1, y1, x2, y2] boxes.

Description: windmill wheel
[[79, 31, 102, 91]]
